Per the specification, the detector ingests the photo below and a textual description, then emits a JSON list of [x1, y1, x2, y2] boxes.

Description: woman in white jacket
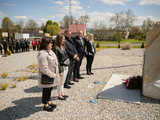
[[37, 38, 59, 112]]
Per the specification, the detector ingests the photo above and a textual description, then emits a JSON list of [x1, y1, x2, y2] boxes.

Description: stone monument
[[143, 22, 160, 99]]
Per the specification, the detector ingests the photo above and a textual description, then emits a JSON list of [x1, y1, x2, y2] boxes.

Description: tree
[[110, 12, 122, 31], [142, 18, 154, 32], [2, 17, 14, 33], [129, 26, 146, 40], [13, 24, 21, 33], [123, 9, 135, 32], [25, 19, 38, 32], [78, 15, 89, 25], [110, 9, 135, 32], [60, 15, 74, 29], [45, 20, 60, 36], [15, 20, 25, 32]]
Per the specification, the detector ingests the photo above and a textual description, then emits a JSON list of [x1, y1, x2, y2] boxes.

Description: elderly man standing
[[73, 31, 86, 81], [64, 30, 80, 88]]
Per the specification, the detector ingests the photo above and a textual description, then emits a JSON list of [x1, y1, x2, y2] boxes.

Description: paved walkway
[[0, 49, 160, 120]]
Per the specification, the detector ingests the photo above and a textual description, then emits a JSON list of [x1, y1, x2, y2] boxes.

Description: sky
[[0, 0, 160, 28]]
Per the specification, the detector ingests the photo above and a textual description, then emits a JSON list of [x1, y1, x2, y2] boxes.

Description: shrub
[[112, 32, 122, 42], [0, 83, 8, 90], [10, 82, 16, 88], [1, 72, 8, 78], [17, 76, 25, 82], [7, 50, 12, 55], [121, 43, 132, 50], [96, 42, 101, 48], [24, 75, 28, 80], [27, 64, 39, 70]]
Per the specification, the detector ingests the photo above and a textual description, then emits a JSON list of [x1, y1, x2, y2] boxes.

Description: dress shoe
[[90, 72, 94, 75], [87, 73, 91, 75], [77, 76, 84, 79], [49, 103, 57, 109], [58, 96, 66, 100], [64, 85, 71, 89], [73, 78, 79, 82], [62, 95, 69, 98], [68, 82, 74, 85], [43, 105, 54, 112]]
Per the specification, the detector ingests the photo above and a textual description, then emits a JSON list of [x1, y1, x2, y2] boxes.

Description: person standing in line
[[32, 39, 36, 51], [15, 40, 20, 53], [37, 38, 59, 112], [73, 31, 86, 80], [85, 34, 96, 75], [2, 39, 8, 55], [54, 34, 69, 100], [64, 30, 80, 85], [0, 42, 3, 55]]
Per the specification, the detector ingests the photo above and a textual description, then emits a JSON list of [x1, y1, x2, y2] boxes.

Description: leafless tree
[[110, 9, 135, 32], [60, 15, 74, 29], [78, 15, 89, 25]]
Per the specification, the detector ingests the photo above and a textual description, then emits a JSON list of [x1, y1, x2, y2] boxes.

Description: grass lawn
[[100, 46, 142, 49], [95, 39, 145, 44]]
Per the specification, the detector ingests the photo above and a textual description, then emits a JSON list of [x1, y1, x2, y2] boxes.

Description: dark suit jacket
[[85, 40, 96, 56], [65, 36, 78, 59], [74, 36, 86, 58]]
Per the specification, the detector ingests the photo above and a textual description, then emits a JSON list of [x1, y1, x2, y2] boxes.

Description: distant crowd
[[0, 38, 43, 56]]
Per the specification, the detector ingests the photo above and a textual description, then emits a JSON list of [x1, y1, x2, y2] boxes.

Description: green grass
[[95, 39, 145, 44], [100, 46, 142, 49]]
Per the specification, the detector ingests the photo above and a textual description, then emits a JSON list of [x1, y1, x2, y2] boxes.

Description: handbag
[[41, 73, 54, 84], [63, 58, 70, 66]]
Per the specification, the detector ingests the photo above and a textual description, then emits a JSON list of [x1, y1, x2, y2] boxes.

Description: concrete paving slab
[[97, 74, 140, 103]]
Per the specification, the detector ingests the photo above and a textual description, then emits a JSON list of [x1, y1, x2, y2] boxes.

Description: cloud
[[136, 16, 160, 25], [53, 0, 86, 19], [47, 16, 55, 19], [139, 0, 160, 5], [0, 2, 16, 6], [55, 1, 64, 5], [99, 0, 131, 5], [87, 11, 160, 28], [14, 16, 28, 19], [0, 11, 7, 18]]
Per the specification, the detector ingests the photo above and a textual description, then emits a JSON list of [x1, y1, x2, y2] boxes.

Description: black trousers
[[4, 49, 7, 55], [33, 46, 36, 51], [0, 49, 2, 55], [86, 55, 94, 73], [42, 87, 52, 104], [65, 59, 75, 85], [74, 55, 83, 78]]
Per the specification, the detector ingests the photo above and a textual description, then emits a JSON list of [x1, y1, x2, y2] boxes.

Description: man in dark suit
[[64, 30, 80, 88], [74, 31, 86, 80]]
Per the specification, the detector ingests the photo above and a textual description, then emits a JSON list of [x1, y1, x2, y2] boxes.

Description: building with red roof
[[60, 24, 86, 36]]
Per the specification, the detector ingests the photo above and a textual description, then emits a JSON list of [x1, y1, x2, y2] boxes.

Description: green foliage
[[112, 32, 122, 42], [2, 17, 14, 32], [96, 42, 101, 48], [25, 19, 38, 32], [45, 20, 60, 36], [0, 83, 8, 90], [13, 24, 21, 33], [1, 72, 8, 78], [129, 26, 146, 41]]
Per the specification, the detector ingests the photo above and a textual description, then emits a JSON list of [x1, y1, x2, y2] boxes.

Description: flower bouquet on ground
[[122, 76, 143, 90]]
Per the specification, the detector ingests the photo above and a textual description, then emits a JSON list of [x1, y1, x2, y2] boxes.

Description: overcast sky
[[0, 0, 160, 28]]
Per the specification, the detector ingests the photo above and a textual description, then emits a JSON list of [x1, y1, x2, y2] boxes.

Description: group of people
[[0, 39, 30, 55], [37, 30, 96, 112]]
